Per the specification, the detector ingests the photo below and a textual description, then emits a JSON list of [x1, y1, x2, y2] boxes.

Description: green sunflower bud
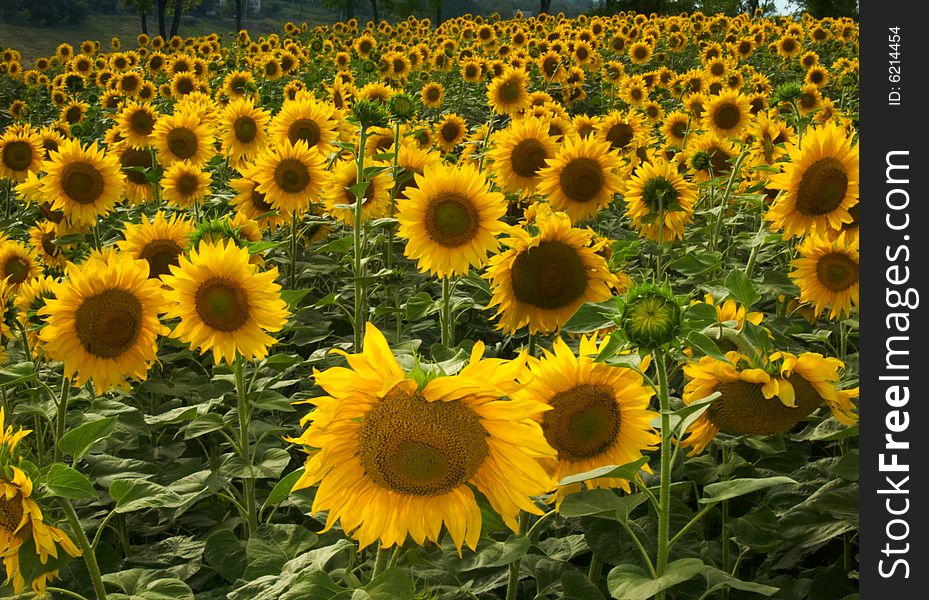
[[388, 93, 417, 122], [773, 82, 802, 104], [351, 98, 389, 131], [621, 283, 683, 349]]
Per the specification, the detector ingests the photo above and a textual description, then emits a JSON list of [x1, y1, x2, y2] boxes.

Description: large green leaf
[[45, 463, 97, 499], [724, 269, 761, 308], [558, 456, 649, 487], [700, 477, 797, 504], [458, 535, 530, 571], [109, 479, 183, 513], [559, 489, 647, 521], [58, 416, 117, 461], [607, 558, 705, 600], [244, 523, 318, 579]]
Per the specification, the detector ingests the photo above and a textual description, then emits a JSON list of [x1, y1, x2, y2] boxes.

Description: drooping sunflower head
[[486, 206, 619, 334], [160, 239, 290, 365], [681, 350, 858, 454], [28, 221, 68, 270], [38, 251, 167, 393], [114, 142, 154, 205], [766, 122, 859, 239], [517, 335, 658, 506], [288, 323, 554, 553], [397, 162, 507, 278], [536, 136, 623, 224]]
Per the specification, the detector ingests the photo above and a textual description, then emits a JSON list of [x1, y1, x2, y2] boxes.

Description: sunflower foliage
[[0, 9, 859, 600]]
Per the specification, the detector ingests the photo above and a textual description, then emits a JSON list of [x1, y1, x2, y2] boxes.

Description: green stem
[[505, 511, 531, 600], [710, 151, 748, 253], [655, 351, 672, 597], [234, 356, 257, 536], [618, 518, 657, 578], [53, 378, 70, 462], [371, 545, 391, 580], [47, 588, 92, 600], [353, 127, 369, 352], [669, 502, 715, 548], [440, 276, 454, 347], [587, 555, 602, 586], [527, 333, 537, 358], [289, 210, 299, 291], [59, 498, 108, 600]]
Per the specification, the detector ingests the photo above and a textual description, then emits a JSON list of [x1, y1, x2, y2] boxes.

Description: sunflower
[[288, 323, 554, 552], [397, 162, 506, 278], [488, 117, 559, 194], [39, 251, 166, 392], [28, 221, 68, 269], [623, 158, 698, 243], [117, 211, 194, 280], [789, 233, 859, 320], [160, 239, 290, 365], [1, 413, 81, 596], [661, 111, 690, 146], [684, 133, 738, 183], [323, 159, 393, 227], [112, 100, 156, 149], [702, 90, 751, 139], [486, 206, 618, 334], [152, 110, 214, 167], [486, 67, 530, 116], [219, 97, 271, 162], [230, 175, 285, 230], [14, 275, 57, 358], [161, 159, 212, 209], [435, 113, 468, 152], [681, 350, 858, 455], [536, 136, 623, 224], [114, 142, 154, 204], [59, 100, 88, 126], [268, 96, 339, 154], [420, 81, 445, 109], [0, 128, 43, 182], [766, 123, 858, 239], [595, 110, 647, 154], [747, 111, 794, 167], [516, 335, 658, 506], [40, 139, 123, 225], [251, 140, 327, 217]]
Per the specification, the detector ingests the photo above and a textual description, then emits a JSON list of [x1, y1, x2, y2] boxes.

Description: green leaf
[[244, 523, 318, 579], [562, 300, 620, 334], [101, 569, 195, 600], [562, 569, 608, 599], [58, 416, 117, 461], [183, 412, 225, 439], [279, 571, 347, 600], [262, 468, 304, 511], [685, 302, 720, 329], [702, 565, 779, 596], [459, 535, 530, 571], [685, 331, 729, 361], [669, 253, 720, 276], [361, 567, 416, 600], [204, 529, 248, 584], [45, 463, 97, 499], [405, 291, 438, 321], [607, 558, 705, 600], [280, 289, 310, 309], [17, 531, 75, 583], [558, 456, 649, 487], [109, 479, 183, 513], [559, 489, 647, 521], [724, 269, 761, 308], [251, 389, 296, 412], [700, 476, 797, 504]]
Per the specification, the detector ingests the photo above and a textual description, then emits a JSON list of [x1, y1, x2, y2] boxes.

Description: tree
[[123, 0, 153, 35], [169, 0, 183, 38], [234, 0, 243, 33], [789, 0, 858, 18], [157, 0, 167, 38], [540, 0, 552, 13]]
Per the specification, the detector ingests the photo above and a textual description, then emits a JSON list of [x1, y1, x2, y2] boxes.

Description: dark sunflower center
[[0, 492, 24, 532], [140, 239, 183, 279], [426, 87, 441, 102], [176, 77, 194, 95], [61, 162, 105, 204], [707, 376, 824, 436], [121, 147, 153, 184], [41, 232, 59, 258], [65, 106, 83, 123], [634, 46, 648, 59], [707, 147, 731, 177], [500, 81, 521, 103], [251, 189, 273, 212], [234, 116, 258, 143], [167, 127, 198, 160], [511, 138, 548, 178], [799, 92, 816, 109], [641, 176, 680, 212], [542, 383, 620, 461], [358, 385, 488, 497], [274, 159, 310, 194], [710, 62, 725, 77], [122, 76, 139, 91], [2, 141, 33, 171], [796, 157, 849, 216], [511, 240, 588, 310], [782, 39, 796, 52], [440, 122, 461, 143], [714, 103, 741, 131], [559, 157, 605, 203], [75, 288, 143, 359], [816, 252, 859, 292], [176, 173, 199, 197], [287, 118, 321, 147], [194, 277, 250, 332], [424, 192, 478, 248], [606, 123, 634, 150], [4, 256, 29, 284]]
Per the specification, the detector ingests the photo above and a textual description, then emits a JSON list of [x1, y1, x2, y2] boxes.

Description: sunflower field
[[0, 8, 860, 600]]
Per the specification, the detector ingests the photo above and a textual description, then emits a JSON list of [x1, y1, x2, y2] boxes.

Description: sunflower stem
[[234, 355, 257, 537], [505, 510, 531, 600], [371, 545, 391, 580], [710, 151, 748, 253], [655, 350, 672, 598], [353, 127, 369, 352], [527, 333, 537, 358], [440, 276, 454, 347], [587, 554, 602, 586], [53, 377, 71, 462], [289, 210, 299, 291], [59, 498, 109, 600]]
